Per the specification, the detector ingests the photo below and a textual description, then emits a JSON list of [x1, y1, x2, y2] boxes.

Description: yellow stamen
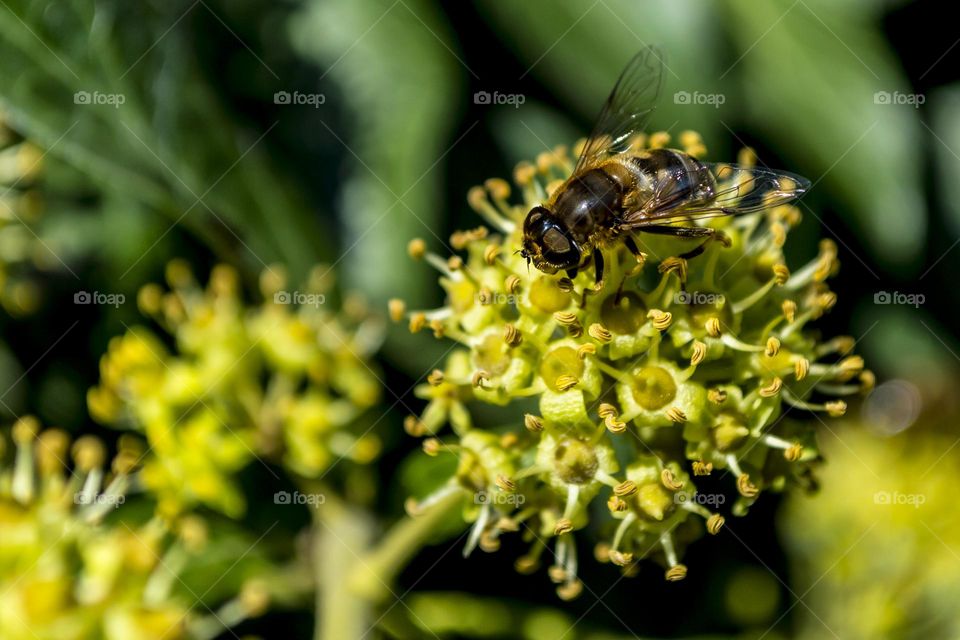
[[690, 340, 707, 366], [524, 414, 544, 432], [407, 238, 427, 260], [588, 322, 612, 343], [660, 468, 684, 491], [759, 377, 783, 397], [388, 298, 406, 322]]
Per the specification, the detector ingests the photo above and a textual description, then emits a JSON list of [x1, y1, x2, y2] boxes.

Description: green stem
[[347, 489, 464, 604], [313, 498, 373, 640]]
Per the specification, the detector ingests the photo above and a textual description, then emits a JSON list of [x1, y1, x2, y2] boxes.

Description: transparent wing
[[573, 46, 665, 174], [623, 162, 811, 228]]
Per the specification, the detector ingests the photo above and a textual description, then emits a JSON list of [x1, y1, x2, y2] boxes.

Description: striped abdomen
[[617, 148, 717, 220]]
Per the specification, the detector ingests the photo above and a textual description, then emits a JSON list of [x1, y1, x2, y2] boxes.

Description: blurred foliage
[[478, 0, 724, 144], [723, 0, 927, 266], [289, 0, 464, 373], [290, 0, 461, 303], [931, 84, 960, 236], [0, 0, 329, 282]]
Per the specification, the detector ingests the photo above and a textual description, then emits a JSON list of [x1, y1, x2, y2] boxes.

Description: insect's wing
[[623, 162, 811, 227], [573, 46, 665, 174]]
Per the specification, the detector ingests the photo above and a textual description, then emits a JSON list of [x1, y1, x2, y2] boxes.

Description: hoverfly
[[519, 46, 810, 284]]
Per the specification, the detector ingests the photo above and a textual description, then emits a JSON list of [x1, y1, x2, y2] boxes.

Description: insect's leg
[[577, 250, 606, 308], [593, 248, 605, 287], [678, 242, 708, 261], [639, 225, 716, 239], [623, 235, 647, 273], [677, 229, 730, 261], [639, 225, 729, 261]]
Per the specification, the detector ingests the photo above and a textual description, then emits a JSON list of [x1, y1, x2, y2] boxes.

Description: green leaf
[[722, 0, 926, 267], [930, 84, 960, 237], [0, 0, 330, 278], [489, 101, 581, 165], [289, 0, 462, 307], [477, 0, 725, 145]]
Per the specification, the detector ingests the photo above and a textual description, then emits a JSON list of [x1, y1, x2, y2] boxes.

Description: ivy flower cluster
[[391, 132, 872, 598], [0, 417, 269, 640], [88, 261, 382, 517]]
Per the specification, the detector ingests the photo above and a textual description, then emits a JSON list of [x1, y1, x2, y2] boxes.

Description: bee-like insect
[[520, 46, 810, 283]]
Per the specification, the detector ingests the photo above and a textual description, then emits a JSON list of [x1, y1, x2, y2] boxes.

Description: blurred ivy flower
[[0, 113, 45, 316], [88, 261, 382, 517], [782, 421, 960, 640], [392, 132, 872, 598], [0, 417, 270, 640]]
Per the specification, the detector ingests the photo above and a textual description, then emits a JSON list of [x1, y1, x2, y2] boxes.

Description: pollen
[[615, 480, 639, 497], [693, 461, 714, 476], [737, 474, 759, 498], [665, 565, 688, 581], [555, 374, 579, 392], [388, 298, 406, 322], [524, 414, 544, 432], [588, 322, 613, 343], [407, 238, 427, 260], [647, 309, 673, 331], [706, 513, 725, 535], [760, 377, 783, 397], [765, 337, 781, 357], [705, 316, 723, 337], [661, 468, 685, 490], [690, 340, 708, 366], [503, 324, 523, 347], [666, 407, 687, 423]]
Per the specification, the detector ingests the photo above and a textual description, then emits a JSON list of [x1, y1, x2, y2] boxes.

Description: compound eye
[[524, 206, 550, 233], [542, 227, 571, 255], [540, 228, 580, 267]]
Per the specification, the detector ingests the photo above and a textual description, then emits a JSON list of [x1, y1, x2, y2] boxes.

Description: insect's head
[[520, 206, 582, 274]]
